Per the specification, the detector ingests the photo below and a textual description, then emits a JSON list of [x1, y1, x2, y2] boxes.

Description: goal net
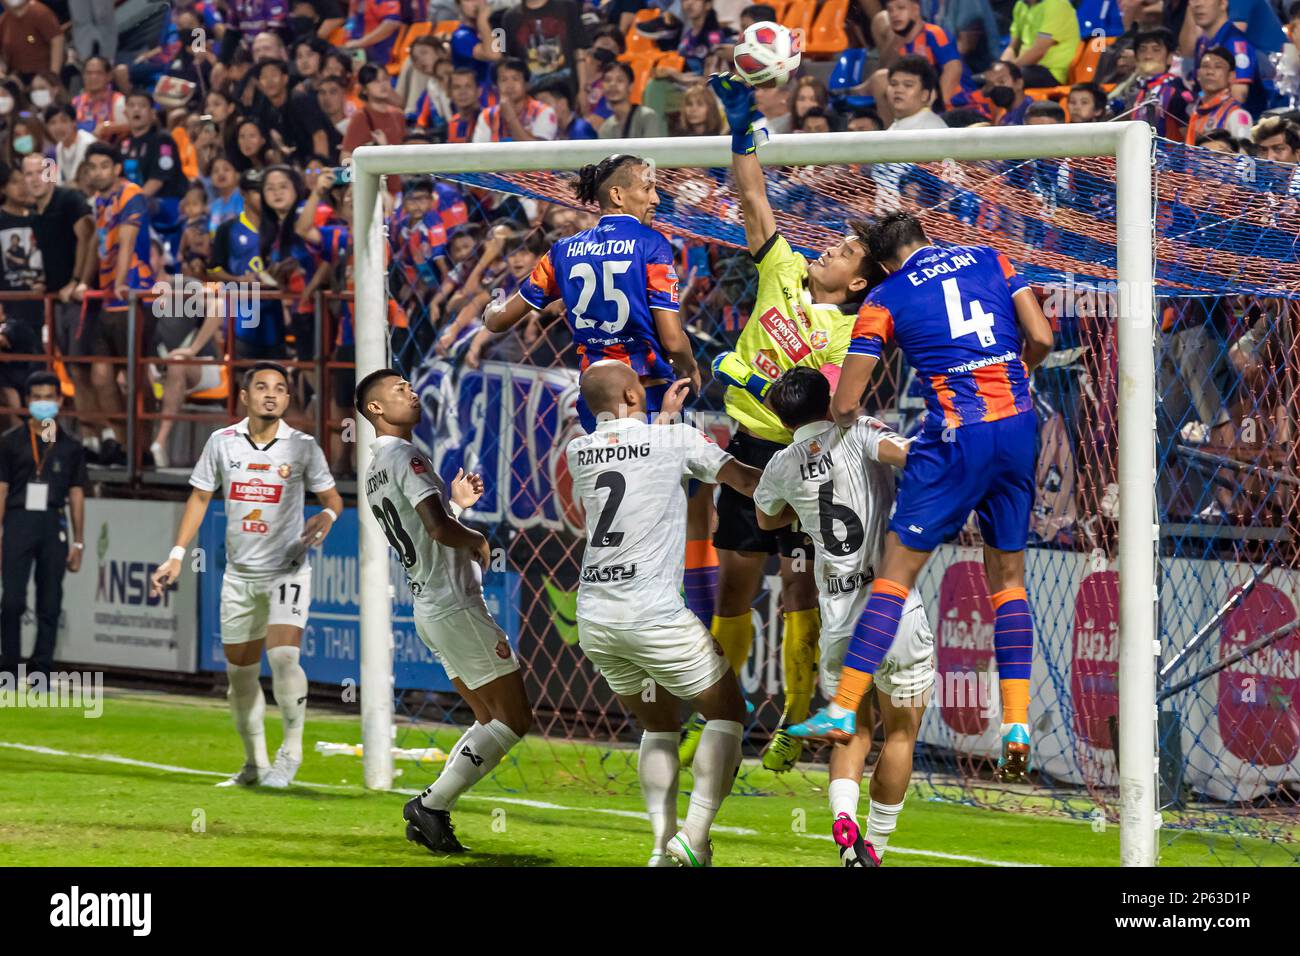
[[351, 126, 1300, 866]]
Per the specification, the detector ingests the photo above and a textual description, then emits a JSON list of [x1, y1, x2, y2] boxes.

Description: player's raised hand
[[656, 378, 693, 424], [450, 468, 485, 510], [150, 558, 181, 599]]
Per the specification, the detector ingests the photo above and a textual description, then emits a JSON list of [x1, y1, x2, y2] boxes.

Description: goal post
[[350, 122, 1159, 865]]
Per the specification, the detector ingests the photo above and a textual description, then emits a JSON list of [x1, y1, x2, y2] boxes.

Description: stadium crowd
[[0, 0, 1295, 503]]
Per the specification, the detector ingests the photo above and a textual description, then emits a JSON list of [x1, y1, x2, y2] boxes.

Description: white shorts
[[220, 566, 313, 644], [820, 594, 935, 702], [415, 601, 519, 691], [577, 606, 729, 702]]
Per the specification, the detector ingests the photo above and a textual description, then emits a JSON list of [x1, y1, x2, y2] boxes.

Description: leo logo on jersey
[[229, 478, 283, 503], [241, 509, 269, 534], [754, 349, 781, 380]]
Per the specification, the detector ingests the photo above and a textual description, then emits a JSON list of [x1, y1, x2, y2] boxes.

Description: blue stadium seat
[[828, 48, 875, 110]]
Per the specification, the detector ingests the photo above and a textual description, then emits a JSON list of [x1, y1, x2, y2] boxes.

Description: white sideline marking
[[0, 741, 1036, 866]]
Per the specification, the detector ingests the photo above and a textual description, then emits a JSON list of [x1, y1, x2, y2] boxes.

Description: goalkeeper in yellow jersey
[[678, 73, 884, 773]]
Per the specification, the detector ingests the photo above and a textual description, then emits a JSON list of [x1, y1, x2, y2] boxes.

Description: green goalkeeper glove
[[712, 351, 773, 401]]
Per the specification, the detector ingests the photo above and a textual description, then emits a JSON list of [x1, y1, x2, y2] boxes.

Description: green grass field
[[0, 686, 1292, 867]]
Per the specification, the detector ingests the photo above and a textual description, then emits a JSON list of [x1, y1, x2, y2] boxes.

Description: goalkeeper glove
[[708, 73, 771, 155], [712, 351, 773, 401]]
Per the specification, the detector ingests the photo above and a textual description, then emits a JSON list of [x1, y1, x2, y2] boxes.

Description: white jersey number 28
[[942, 277, 996, 348]]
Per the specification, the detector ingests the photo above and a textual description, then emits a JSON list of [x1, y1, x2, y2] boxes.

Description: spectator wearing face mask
[[7, 112, 50, 167], [985, 60, 1032, 125], [26, 73, 62, 113], [0, 81, 24, 161], [0, 0, 63, 84]]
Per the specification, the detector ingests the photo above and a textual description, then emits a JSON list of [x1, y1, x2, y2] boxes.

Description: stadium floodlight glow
[[351, 123, 1158, 866]]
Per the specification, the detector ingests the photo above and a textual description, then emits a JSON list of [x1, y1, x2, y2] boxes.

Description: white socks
[[683, 719, 742, 849], [829, 777, 861, 822], [867, 797, 905, 860], [266, 645, 308, 760], [225, 661, 269, 769], [420, 719, 520, 811], [638, 731, 680, 854], [440, 722, 480, 809]]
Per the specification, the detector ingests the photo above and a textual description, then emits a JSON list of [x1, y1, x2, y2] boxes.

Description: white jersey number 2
[[942, 277, 996, 348], [570, 260, 631, 334]]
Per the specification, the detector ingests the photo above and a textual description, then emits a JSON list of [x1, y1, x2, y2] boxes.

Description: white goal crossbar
[[350, 123, 1159, 866]]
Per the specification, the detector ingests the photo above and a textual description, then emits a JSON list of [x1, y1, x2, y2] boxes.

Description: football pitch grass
[[0, 687, 1292, 867]]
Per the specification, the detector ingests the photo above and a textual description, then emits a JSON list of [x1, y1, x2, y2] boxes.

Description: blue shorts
[[890, 411, 1038, 552], [577, 381, 670, 433]]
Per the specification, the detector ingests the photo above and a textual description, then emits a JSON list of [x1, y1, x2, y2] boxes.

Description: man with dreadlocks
[[483, 153, 699, 431]]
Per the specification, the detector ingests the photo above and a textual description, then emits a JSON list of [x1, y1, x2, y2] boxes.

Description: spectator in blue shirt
[[1077, 0, 1125, 38], [450, 0, 502, 88], [1188, 0, 1266, 115]]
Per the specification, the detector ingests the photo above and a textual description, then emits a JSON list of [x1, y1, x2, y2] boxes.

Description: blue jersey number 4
[[942, 277, 996, 348]]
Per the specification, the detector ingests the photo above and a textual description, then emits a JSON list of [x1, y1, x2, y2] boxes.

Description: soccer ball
[[732, 21, 801, 87]]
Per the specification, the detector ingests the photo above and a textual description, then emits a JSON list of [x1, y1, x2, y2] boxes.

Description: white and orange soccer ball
[[732, 21, 801, 87]]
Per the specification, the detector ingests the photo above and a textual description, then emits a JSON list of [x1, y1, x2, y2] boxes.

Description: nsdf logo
[[96, 560, 171, 607]]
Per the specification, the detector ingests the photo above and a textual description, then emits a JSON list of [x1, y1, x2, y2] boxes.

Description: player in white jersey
[[355, 367, 532, 855], [566, 361, 762, 867], [150, 363, 344, 790], [753, 368, 936, 867]]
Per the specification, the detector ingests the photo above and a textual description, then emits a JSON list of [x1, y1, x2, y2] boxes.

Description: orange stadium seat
[[433, 19, 460, 37], [385, 25, 410, 75], [389, 21, 434, 76], [782, 0, 816, 44], [188, 364, 231, 404], [767, 1, 791, 25], [1025, 36, 1115, 102], [803, 0, 849, 58]]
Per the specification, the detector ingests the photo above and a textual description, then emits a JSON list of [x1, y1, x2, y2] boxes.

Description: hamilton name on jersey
[[566, 237, 639, 258]]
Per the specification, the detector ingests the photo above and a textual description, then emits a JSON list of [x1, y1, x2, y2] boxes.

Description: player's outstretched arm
[[415, 494, 491, 568], [709, 74, 776, 256], [831, 353, 879, 427], [1013, 287, 1054, 373], [483, 290, 535, 334], [716, 459, 763, 498], [149, 487, 214, 597]]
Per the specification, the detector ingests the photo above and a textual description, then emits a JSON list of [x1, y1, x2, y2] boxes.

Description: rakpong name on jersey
[[573, 442, 653, 465]]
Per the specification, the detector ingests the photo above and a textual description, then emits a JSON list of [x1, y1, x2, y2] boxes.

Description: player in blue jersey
[[786, 212, 1054, 783], [482, 154, 700, 431]]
